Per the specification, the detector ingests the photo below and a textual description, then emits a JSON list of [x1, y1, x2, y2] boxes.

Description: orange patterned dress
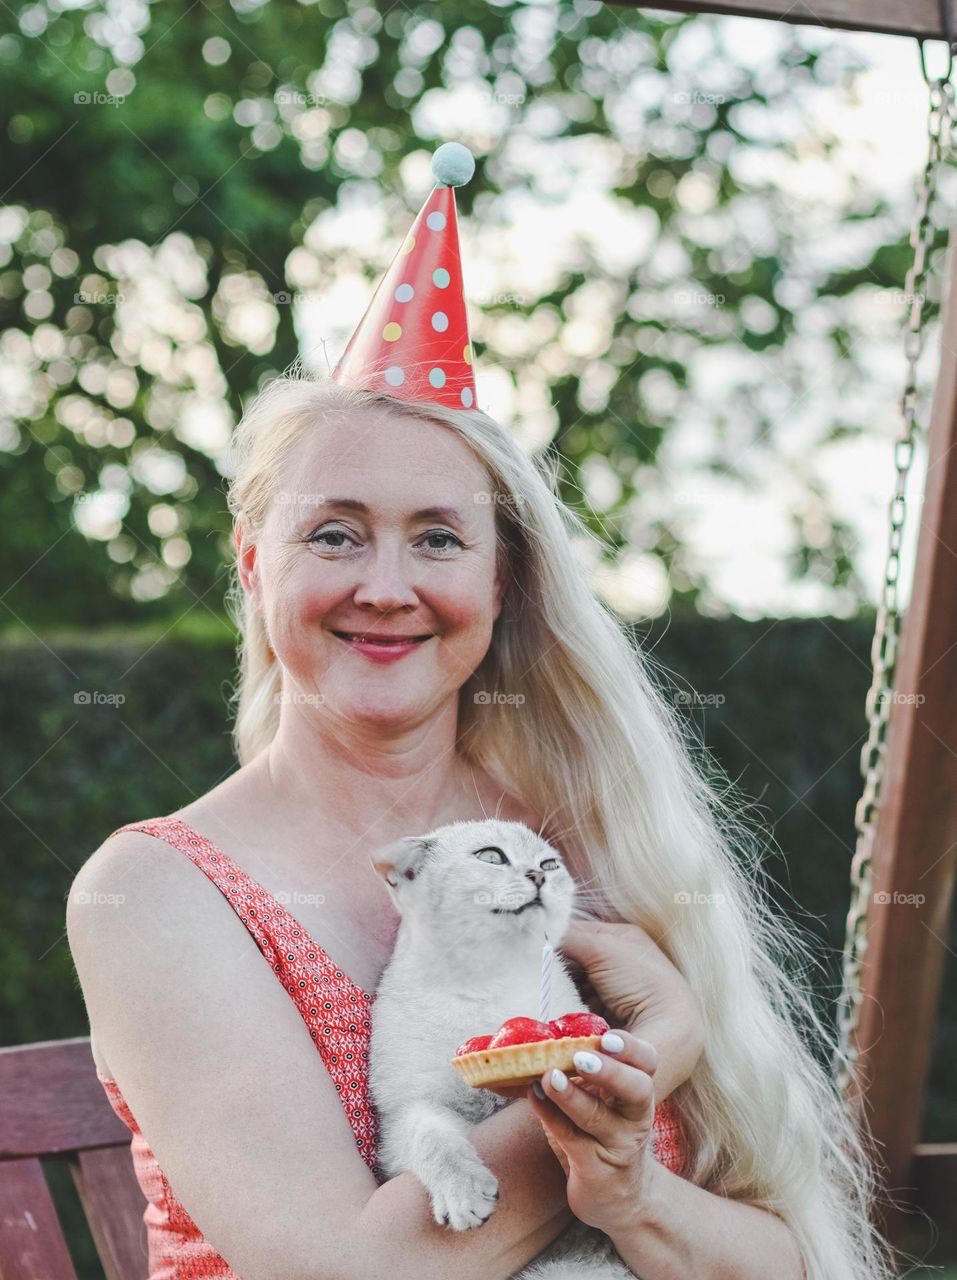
[[96, 814, 687, 1278]]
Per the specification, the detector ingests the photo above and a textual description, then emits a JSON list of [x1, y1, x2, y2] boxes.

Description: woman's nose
[[352, 544, 420, 610]]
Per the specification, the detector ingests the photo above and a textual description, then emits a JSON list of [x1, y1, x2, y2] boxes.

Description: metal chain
[[833, 50, 957, 1102]]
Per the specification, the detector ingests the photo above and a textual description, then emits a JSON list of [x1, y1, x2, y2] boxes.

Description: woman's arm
[[560, 919, 706, 1105], [606, 1159, 806, 1280], [357, 1096, 575, 1280]]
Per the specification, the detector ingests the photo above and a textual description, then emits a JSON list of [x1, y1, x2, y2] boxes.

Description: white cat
[[368, 818, 640, 1280]]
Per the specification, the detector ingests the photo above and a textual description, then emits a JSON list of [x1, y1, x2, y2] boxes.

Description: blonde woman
[[68, 375, 894, 1280]]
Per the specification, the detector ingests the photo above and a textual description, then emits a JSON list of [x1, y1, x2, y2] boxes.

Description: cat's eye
[[474, 846, 509, 865], [541, 857, 560, 870]]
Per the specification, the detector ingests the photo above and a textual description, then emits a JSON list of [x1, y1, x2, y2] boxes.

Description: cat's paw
[[430, 1161, 500, 1231]]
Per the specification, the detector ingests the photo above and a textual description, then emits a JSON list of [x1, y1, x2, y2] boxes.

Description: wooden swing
[[608, 0, 957, 1259]]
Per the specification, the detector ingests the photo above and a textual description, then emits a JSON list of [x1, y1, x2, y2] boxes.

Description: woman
[[68, 373, 894, 1280]]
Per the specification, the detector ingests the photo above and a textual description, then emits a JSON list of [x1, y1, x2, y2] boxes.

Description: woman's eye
[[475, 847, 508, 864], [541, 858, 560, 870], [418, 530, 464, 554], [308, 527, 355, 549], [306, 527, 463, 554]]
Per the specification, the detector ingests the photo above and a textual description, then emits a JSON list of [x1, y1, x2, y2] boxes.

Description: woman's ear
[[235, 519, 260, 604], [492, 550, 509, 621], [371, 835, 437, 889]]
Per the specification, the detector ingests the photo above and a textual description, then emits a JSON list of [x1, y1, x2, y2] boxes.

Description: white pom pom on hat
[[431, 141, 476, 188]]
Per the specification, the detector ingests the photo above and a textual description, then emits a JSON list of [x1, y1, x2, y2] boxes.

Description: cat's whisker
[[534, 804, 562, 842], [568, 872, 606, 895]]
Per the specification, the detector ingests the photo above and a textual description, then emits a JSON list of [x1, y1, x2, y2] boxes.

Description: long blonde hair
[[224, 372, 898, 1280]]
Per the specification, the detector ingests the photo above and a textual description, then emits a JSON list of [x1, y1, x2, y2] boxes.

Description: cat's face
[[370, 819, 576, 945]]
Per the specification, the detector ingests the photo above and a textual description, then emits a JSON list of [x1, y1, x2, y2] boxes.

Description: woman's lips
[[332, 631, 433, 663]]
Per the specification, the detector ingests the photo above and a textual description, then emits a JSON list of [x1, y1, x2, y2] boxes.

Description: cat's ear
[[371, 836, 437, 889]]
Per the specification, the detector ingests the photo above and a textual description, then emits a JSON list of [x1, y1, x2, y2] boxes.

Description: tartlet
[[451, 1013, 610, 1089]]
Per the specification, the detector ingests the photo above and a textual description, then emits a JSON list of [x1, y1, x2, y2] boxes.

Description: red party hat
[[332, 142, 478, 411]]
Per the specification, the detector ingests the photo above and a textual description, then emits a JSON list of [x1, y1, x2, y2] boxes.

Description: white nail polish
[[550, 1068, 568, 1091], [601, 1032, 625, 1053], [573, 1050, 602, 1074]]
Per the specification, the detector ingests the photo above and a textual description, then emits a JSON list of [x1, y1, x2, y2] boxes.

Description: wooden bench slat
[[71, 1147, 148, 1280], [0, 1156, 79, 1280], [0, 1040, 129, 1157]]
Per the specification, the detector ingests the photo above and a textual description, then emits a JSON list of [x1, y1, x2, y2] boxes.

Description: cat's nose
[[527, 869, 545, 888]]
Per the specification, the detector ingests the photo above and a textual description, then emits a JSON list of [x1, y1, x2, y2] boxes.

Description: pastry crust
[[451, 1034, 604, 1088]]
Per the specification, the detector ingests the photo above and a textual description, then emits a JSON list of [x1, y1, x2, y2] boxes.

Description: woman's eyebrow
[[305, 498, 467, 524]]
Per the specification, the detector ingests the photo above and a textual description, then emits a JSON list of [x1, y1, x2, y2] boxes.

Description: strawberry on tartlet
[[451, 1013, 610, 1089]]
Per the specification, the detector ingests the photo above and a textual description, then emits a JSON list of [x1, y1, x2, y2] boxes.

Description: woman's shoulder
[[68, 817, 233, 1081], [76, 821, 173, 888]]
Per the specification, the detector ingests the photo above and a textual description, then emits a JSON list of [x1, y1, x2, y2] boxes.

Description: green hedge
[[2, 611, 954, 1275]]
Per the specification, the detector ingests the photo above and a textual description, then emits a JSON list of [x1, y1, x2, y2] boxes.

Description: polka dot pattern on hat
[[332, 163, 479, 410]]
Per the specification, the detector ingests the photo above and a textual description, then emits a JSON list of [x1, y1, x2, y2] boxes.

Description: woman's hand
[[559, 918, 704, 1100], [526, 1028, 659, 1234]]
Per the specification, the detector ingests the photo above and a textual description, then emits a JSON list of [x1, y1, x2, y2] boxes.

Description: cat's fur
[[368, 818, 639, 1279]]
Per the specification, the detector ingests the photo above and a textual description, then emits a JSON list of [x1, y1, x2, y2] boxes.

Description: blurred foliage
[[0, 0, 943, 628]]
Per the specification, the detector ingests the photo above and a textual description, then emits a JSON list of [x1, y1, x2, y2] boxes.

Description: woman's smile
[[331, 629, 435, 663]]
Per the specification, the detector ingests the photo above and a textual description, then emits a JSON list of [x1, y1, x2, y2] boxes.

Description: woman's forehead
[[281, 409, 491, 497]]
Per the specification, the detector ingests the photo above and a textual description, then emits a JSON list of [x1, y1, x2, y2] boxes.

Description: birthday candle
[[539, 936, 554, 1023]]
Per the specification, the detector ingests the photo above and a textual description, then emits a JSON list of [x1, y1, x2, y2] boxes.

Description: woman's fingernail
[[601, 1032, 626, 1053], [532, 1080, 546, 1100], [550, 1068, 569, 1091], [573, 1050, 603, 1074]]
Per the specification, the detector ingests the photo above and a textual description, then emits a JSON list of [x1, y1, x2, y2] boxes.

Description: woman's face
[[239, 406, 506, 730]]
